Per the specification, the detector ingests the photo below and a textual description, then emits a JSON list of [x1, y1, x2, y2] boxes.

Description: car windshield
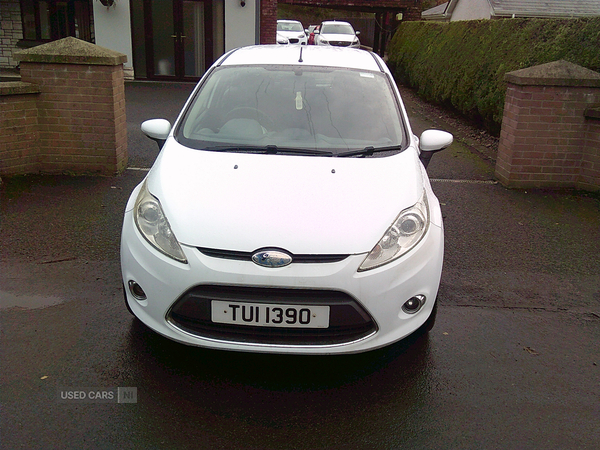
[[177, 65, 406, 155], [321, 23, 355, 35], [278, 22, 304, 32]]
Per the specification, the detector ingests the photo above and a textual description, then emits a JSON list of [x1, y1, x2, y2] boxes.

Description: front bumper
[[120, 212, 443, 355]]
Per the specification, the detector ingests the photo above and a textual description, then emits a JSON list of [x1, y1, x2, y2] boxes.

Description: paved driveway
[[1, 82, 599, 449]]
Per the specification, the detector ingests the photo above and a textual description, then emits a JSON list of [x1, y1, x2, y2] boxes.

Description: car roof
[[219, 45, 382, 72], [277, 19, 302, 24], [321, 20, 353, 26]]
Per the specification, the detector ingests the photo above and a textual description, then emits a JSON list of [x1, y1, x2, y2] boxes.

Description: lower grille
[[167, 285, 377, 346]]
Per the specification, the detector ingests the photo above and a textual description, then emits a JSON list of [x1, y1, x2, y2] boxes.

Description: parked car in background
[[314, 20, 360, 48], [306, 25, 319, 45], [121, 45, 453, 355], [276, 19, 308, 45]]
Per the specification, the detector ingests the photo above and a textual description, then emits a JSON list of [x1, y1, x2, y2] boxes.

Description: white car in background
[[314, 20, 361, 48], [276, 19, 308, 45], [121, 45, 453, 355]]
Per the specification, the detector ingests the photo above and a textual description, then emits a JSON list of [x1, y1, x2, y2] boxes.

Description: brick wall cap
[[504, 60, 600, 87], [0, 81, 41, 96], [14, 37, 127, 66]]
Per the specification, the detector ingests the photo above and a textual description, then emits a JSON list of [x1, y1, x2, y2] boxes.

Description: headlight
[[359, 191, 429, 271], [134, 180, 188, 263]]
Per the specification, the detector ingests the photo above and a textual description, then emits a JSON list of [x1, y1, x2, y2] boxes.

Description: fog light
[[402, 295, 425, 314], [128, 280, 147, 300]]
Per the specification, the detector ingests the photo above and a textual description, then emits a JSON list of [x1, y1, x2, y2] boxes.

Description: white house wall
[[92, 0, 134, 79], [224, 0, 258, 52], [451, 0, 492, 21]]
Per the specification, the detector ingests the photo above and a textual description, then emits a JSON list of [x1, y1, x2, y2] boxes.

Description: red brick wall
[[17, 62, 127, 175], [581, 114, 600, 190], [0, 87, 40, 175], [261, 0, 278, 44], [496, 83, 600, 190]]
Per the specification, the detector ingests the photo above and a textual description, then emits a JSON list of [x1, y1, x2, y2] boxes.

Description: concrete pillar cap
[[504, 60, 600, 87], [14, 36, 127, 66]]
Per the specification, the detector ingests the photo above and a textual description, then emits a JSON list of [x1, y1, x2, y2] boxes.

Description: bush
[[387, 18, 600, 135]]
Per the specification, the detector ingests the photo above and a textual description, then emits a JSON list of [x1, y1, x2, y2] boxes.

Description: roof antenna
[[298, 47, 303, 63]]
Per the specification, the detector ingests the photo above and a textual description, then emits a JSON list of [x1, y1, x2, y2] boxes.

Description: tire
[[123, 283, 135, 316], [416, 300, 438, 336]]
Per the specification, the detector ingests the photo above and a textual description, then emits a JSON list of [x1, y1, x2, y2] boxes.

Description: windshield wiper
[[336, 145, 403, 158], [265, 145, 333, 156], [204, 145, 333, 156]]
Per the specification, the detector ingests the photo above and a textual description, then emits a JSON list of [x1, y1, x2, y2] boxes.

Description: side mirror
[[356, 31, 361, 36], [418, 129, 453, 169], [141, 119, 171, 149]]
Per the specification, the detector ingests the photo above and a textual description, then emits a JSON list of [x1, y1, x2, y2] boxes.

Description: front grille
[[197, 247, 349, 264], [167, 285, 377, 346], [330, 41, 351, 47]]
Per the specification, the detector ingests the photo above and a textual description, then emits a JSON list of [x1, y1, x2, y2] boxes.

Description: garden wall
[[496, 60, 600, 191], [0, 82, 40, 174], [0, 37, 127, 177]]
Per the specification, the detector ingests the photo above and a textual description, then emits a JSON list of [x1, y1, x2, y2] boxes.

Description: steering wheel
[[223, 107, 275, 131]]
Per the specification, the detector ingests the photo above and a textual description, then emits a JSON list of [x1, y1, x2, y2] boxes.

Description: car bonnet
[[320, 33, 356, 42], [146, 140, 424, 256]]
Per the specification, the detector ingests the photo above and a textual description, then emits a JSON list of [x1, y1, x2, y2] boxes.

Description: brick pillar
[[495, 60, 600, 190], [14, 37, 128, 175], [260, 0, 278, 44]]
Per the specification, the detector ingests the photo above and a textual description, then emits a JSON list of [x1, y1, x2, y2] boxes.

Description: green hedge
[[387, 18, 600, 135]]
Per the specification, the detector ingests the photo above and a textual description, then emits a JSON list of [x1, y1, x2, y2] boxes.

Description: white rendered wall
[[92, 0, 134, 78], [224, 0, 258, 52], [451, 0, 492, 21]]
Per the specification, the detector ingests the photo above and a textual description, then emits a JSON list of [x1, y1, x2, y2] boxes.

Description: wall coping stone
[[0, 81, 41, 96], [504, 60, 600, 87], [14, 37, 127, 66]]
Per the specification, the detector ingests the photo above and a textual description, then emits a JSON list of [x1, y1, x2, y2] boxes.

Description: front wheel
[[123, 283, 135, 316]]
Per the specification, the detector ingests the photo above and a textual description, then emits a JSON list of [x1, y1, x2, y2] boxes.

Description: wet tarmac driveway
[[1, 83, 599, 449]]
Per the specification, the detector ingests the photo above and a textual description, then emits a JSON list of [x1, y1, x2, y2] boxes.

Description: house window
[[20, 0, 92, 43]]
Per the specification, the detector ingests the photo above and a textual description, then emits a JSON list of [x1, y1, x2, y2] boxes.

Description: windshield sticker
[[360, 73, 375, 79]]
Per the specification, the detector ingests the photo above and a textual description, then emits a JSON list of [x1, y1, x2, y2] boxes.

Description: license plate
[[211, 301, 329, 328]]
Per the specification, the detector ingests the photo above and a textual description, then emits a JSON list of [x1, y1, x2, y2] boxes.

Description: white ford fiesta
[[120, 45, 453, 354]]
